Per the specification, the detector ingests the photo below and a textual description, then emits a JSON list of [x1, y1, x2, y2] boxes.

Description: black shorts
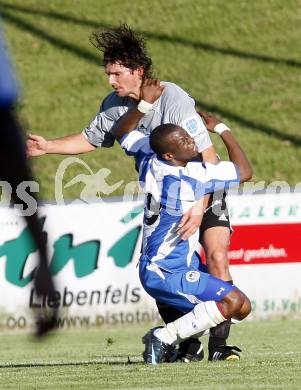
[[199, 192, 231, 236]]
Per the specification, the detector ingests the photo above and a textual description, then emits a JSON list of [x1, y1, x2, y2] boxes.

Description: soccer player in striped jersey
[[112, 78, 252, 364]]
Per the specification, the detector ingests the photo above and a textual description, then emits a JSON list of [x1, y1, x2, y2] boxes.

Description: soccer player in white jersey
[[27, 24, 243, 360], [111, 78, 252, 364]]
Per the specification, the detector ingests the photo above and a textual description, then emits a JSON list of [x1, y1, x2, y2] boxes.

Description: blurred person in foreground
[[0, 24, 57, 335]]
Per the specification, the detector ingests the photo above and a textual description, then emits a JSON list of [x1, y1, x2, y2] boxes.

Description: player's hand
[[26, 133, 49, 156], [140, 78, 164, 104], [198, 111, 221, 132], [177, 195, 210, 240], [177, 201, 205, 240]]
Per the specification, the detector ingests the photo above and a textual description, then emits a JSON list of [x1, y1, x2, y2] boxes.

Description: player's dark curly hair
[[90, 24, 152, 77]]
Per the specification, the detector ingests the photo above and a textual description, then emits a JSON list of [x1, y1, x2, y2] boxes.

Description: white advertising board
[[0, 192, 300, 331]]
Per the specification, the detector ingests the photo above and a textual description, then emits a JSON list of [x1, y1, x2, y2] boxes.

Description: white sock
[[155, 301, 226, 346]]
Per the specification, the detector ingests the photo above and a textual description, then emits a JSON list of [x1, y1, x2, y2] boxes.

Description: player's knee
[[220, 289, 245, 318], [238, 295, 252, 319], [229, 291, 251, 321]]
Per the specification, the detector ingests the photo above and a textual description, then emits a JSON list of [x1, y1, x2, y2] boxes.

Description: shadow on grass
[[195, 100, 301, 147], [0, 356, 144, 368], [0, 8, 101, 66], [1, 2, 301, 147], [1, 1, 301, 69]]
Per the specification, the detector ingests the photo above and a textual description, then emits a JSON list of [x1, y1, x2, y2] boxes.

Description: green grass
[[0, 319, 301, 389], [1, 0, 301, 200]]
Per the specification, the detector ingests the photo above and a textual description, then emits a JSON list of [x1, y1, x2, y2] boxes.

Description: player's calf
[[208, 291, 251, 362], [156, 300, 204, 363]]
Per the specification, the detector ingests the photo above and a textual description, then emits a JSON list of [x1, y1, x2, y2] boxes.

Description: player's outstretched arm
[[111, 78, 164, 141], [200, 112, 252, 183], [219, 131, 252, 182], [26, 132, 96, 156]]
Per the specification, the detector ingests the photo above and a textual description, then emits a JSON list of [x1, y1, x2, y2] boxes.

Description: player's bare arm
[[178, 113, 252, 239], [26, 132, 96, 156], [176, 195, 211, 240], [200, 111, 252, 182], [111, 78, 164, 140]]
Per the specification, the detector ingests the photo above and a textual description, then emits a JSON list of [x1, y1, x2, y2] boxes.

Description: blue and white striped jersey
[[120, 130, 239, 272]]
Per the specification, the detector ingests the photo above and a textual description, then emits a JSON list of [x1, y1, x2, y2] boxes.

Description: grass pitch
[[0, 318, 301, 389]]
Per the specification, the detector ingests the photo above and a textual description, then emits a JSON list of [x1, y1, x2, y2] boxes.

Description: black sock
[[156, 301, 184, 323]]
